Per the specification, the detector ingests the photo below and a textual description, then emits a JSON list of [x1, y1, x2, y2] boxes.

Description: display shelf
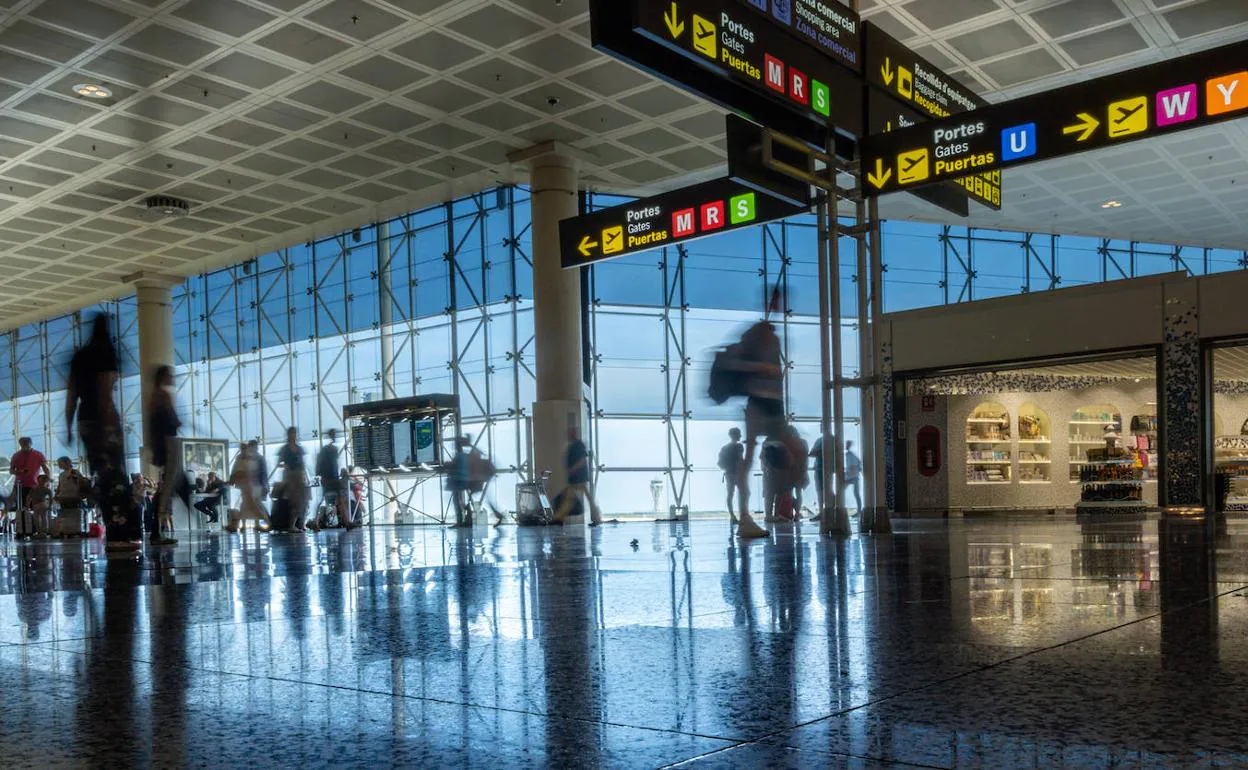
[[1020, 480, 1051, 484], [1080, 480, 1144, 486], [1018, 439, 1051, 444], [967, 418, 1009, 423], [967, 460, 1010, 465], [1018, 460, 1051, 464], [1070, 420, 1119, 425], [968, 481, 1011, 485], [967, 439, 1011, 443]]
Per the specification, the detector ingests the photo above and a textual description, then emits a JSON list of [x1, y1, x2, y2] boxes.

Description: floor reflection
[[0, 516, 1245, 766]]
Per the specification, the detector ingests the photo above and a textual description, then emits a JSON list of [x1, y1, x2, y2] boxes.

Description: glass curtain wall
[[0, 184, 1245, 518]]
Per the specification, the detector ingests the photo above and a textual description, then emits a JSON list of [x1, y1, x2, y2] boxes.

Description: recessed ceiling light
[[1101, 199, 1123, 209], [72, 83, 112, 99]]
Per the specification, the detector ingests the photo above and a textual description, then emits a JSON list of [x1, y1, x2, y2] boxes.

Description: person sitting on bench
[[194, 471, 225, 524]]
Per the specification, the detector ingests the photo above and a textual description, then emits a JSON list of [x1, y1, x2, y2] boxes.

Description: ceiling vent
[[144, 195, 191, 219]]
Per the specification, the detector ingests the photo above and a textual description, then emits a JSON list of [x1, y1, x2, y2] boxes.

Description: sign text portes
[[862, 40, 1248, 197], [560, 178, 808, 269]]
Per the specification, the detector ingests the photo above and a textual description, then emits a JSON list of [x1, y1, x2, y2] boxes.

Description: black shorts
[[745, 396, 785, 441]]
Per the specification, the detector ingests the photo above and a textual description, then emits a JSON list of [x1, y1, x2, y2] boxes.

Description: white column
[[511, 142, 584, 495], [128, 273, 179, 475]]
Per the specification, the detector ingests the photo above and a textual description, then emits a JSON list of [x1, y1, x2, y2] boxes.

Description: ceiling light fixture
[[72, 83, 112, 99], [1101, 199, 1123, 209]]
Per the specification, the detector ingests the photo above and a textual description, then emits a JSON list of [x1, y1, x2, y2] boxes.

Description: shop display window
[[1068, 405, 1121, 482], [1016, 403, 1051, 483], [1126, 409, 1158, 481], [967, 402, 1011, 484]]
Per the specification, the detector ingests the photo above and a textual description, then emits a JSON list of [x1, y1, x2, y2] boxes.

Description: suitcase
[[269, 497, 294, 531]]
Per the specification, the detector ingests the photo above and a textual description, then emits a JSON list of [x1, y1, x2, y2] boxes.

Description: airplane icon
[[1108, 96, 1148, 138], [1115, 103, 1144, 122], [897, 148, 929, 184]]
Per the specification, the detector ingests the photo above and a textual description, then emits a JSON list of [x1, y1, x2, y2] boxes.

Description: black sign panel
[[630, 0, 863, 137], [863, 23, 1000, 210], [863, 39, 1248, 197], [733, 0, 861, 73], [591, 0, 836, 147], [560, 178, 808, 269], [725, 114, 812, 208], [864, 22, 982, 119]]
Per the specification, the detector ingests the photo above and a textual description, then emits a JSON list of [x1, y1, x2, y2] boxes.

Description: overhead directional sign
[[733, 0, 861, 73], [864, 22, 980, 120], [863, 22, 1000, 210], [560, 178, 808, 269], [862, 39, 1248, 197], [630, 0, 864, 138]]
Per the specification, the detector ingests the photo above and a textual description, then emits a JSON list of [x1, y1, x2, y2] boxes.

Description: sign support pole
[[861, 195, 891, 533], [819, 142, 851, 538]]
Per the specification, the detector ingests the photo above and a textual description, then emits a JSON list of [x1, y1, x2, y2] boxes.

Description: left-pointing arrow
[[664, 2, 684, 39], [578, 235, 599, 257]]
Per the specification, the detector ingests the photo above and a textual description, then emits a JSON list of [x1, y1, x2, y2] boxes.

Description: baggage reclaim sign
[[862, 39, 1248, 198], [863, 23, 1000, 210], [559, 178, 808, 269], [631, 0, 863, 136]]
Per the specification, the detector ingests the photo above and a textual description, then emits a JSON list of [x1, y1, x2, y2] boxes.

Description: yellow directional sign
[[881, 57, 894, 87], [1063, 112, 1100, 142], [897, 148, 929, 185], [663, 2, 684, 39], [1108, 96, 1148, 138], [897, 65, 913, 100], [577, 235, 598, 257], [691, 14, 716, 59], [866, 158, 893, 190], [602, 226, 624, 255]]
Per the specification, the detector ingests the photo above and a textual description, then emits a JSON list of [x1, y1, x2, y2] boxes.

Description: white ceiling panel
[[0, 0, 1239, 330]]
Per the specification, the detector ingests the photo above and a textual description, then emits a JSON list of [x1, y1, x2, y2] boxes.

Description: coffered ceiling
[[0, 0, 1242, 330]]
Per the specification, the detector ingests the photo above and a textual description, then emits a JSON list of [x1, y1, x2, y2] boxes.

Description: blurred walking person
[[276, 427, 309, 531], [717, 428, 744, 523], [146, 365, 186, 545], [66, 313, 139, 550], [709, 286, 799, 538], [315, 428, 345, 527], [553, 426, 603, 526], [227, 441, 269, 533]]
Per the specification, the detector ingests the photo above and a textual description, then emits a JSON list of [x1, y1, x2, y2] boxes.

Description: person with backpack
[[717, 428, 744, 522], [708, 286, 798, 539]]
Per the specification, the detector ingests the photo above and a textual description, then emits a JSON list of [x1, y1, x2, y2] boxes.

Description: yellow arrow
[[578, 235, 599, 257], [1063, 112, 1100, 142], [664, 2, 684, 39], [865, 158, 893, 190], [881, 57, 894, 87]]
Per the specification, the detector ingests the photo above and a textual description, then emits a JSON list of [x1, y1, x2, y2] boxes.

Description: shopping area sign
[[862, 39, 1248, 197], [733, 0, 861, 73], [559, 178, 808, 269], [628, 0, 864, 138], [863, 22, 1000, 210]]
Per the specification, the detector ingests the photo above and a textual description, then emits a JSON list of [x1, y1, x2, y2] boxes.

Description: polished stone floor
[[0, 514, 1245, 768]]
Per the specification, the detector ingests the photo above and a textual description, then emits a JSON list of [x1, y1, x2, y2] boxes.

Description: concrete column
[[127, 272, 179, 475], [511, 142, 584, 495]]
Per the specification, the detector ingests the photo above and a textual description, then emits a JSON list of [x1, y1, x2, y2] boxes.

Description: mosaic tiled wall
[[1162, 290, 1202, 507]]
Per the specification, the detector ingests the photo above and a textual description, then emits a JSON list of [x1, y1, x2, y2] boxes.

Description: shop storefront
[[901, 356, 1160, 514], [878, 271, 1207, 518]]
